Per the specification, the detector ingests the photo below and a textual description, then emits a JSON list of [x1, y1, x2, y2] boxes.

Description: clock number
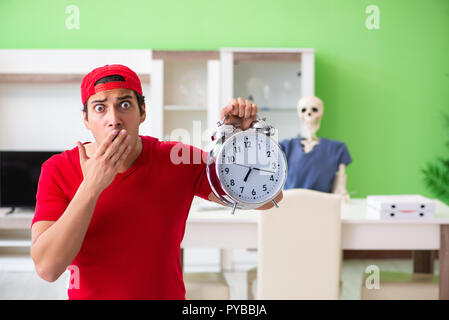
[[270, 175, 274, 181], [266, 151, 271, 157], [234, 146, 241, 153], [263, 185, 267, 192], [240, 186, 244, 193], [230, 179, 235, 186], [252, 189, 256, 196], [244, 141, 251, 148], [271, 162, 277, 170], [227, 155, 235, 163], [224, 168, 229, 174]]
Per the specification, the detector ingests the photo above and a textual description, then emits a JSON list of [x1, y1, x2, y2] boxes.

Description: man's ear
[[139, 103, 146, 123], [83, 111, 90, 130]]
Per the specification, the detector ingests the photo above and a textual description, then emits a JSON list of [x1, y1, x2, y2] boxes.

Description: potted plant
[[422, 113, 449, 206]]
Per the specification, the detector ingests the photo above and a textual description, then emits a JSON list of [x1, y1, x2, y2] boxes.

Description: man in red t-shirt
[[30, 64, 282, 299]]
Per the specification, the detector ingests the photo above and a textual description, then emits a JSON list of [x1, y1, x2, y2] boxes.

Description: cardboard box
[[366, 195, 435, 220]]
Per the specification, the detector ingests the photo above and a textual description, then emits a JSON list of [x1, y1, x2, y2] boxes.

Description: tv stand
[[0, 207, 34, 229], [2, 207, 34, 216]]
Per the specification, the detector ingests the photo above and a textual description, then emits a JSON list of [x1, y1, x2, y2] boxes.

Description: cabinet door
[[220, 49, 315, 141], [151, 53, 220, 150]]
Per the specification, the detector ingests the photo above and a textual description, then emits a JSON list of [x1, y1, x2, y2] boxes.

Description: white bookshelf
[[164, 105, 207, 111]]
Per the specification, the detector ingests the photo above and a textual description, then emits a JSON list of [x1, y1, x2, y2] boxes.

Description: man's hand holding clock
[[207, 97, 285, 212], [220, 97, 259, 130]]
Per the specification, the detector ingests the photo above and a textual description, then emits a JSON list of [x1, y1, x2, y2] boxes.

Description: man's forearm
[[31, 181, 101, 282]]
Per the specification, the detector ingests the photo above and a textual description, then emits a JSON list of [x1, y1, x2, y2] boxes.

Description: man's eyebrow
[[90, 98, 107, 104], [116, 95, 133, 101]]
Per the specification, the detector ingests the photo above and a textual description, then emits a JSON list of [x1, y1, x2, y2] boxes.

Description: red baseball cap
[[81, 64, 143, 105]]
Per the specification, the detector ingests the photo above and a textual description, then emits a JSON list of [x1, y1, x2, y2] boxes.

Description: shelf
[[0, 240, 31, 248], [0, 210, 33, 230], [164, 105, 207, 111], [0, 73, 150, 83], [258, 107, 298, 112], [0, 73, 84, 83], [0, 255, 35, 272], [234, 52, 301, 63], [153, 50, 219, 61]]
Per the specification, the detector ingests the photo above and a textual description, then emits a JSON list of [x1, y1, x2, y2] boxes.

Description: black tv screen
[[0, 151, 60, 208]]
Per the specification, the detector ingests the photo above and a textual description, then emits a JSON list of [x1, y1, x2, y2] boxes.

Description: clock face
[[216, 131, 287, 205]]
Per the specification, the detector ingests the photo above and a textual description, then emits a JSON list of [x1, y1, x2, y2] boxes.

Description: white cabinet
[[220, 48, 315, 141], [150, 51, 221, 150]]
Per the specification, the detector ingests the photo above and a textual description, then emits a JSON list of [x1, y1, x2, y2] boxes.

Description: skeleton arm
[[332, 163, 350, 202]]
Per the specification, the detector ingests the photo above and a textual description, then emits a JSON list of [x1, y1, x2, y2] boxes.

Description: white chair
[[247, 188, 343, 299]]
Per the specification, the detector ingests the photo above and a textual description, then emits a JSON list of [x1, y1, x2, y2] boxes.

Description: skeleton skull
[[297, 96, 324, 125]]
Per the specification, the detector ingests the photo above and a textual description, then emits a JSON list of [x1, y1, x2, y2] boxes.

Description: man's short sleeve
[[32, 159, 69, 228], [190, 146, 213, 201]]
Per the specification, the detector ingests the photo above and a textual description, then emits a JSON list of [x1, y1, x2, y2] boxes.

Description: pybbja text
[[182, 304, 267, 317]]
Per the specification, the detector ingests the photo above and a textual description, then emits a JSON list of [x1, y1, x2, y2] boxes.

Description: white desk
[[182, 198, 449, 299], [2, 199, 448, 299]]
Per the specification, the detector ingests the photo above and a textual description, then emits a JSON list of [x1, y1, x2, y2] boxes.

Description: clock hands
[[243, 168, 252, 182], [253, 167, 276, 174], [233, 163, 276, 174]]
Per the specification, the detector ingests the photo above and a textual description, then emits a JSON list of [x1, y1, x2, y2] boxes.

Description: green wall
[[1, 0, 448, 198]]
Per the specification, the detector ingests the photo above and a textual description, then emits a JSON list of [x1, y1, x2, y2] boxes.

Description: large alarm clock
[[206, 116, 288, 214]]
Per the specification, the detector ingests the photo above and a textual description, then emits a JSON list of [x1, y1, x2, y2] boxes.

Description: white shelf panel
[[221, 48, 314, 53], [0, 73, 150, 83], [164, 105, 207, 111], [0, 255, 36, 272], [259, 108, 297, 112], [0, 240, 31, 248], [0, 210, 33, 229], [0, 49, 152, 74]]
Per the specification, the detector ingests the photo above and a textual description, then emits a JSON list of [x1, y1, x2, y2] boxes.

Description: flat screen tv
[[0, 151, 61, 212]]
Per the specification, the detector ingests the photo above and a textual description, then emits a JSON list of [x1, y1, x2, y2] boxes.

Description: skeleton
[[297, 96, 350, 202]]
